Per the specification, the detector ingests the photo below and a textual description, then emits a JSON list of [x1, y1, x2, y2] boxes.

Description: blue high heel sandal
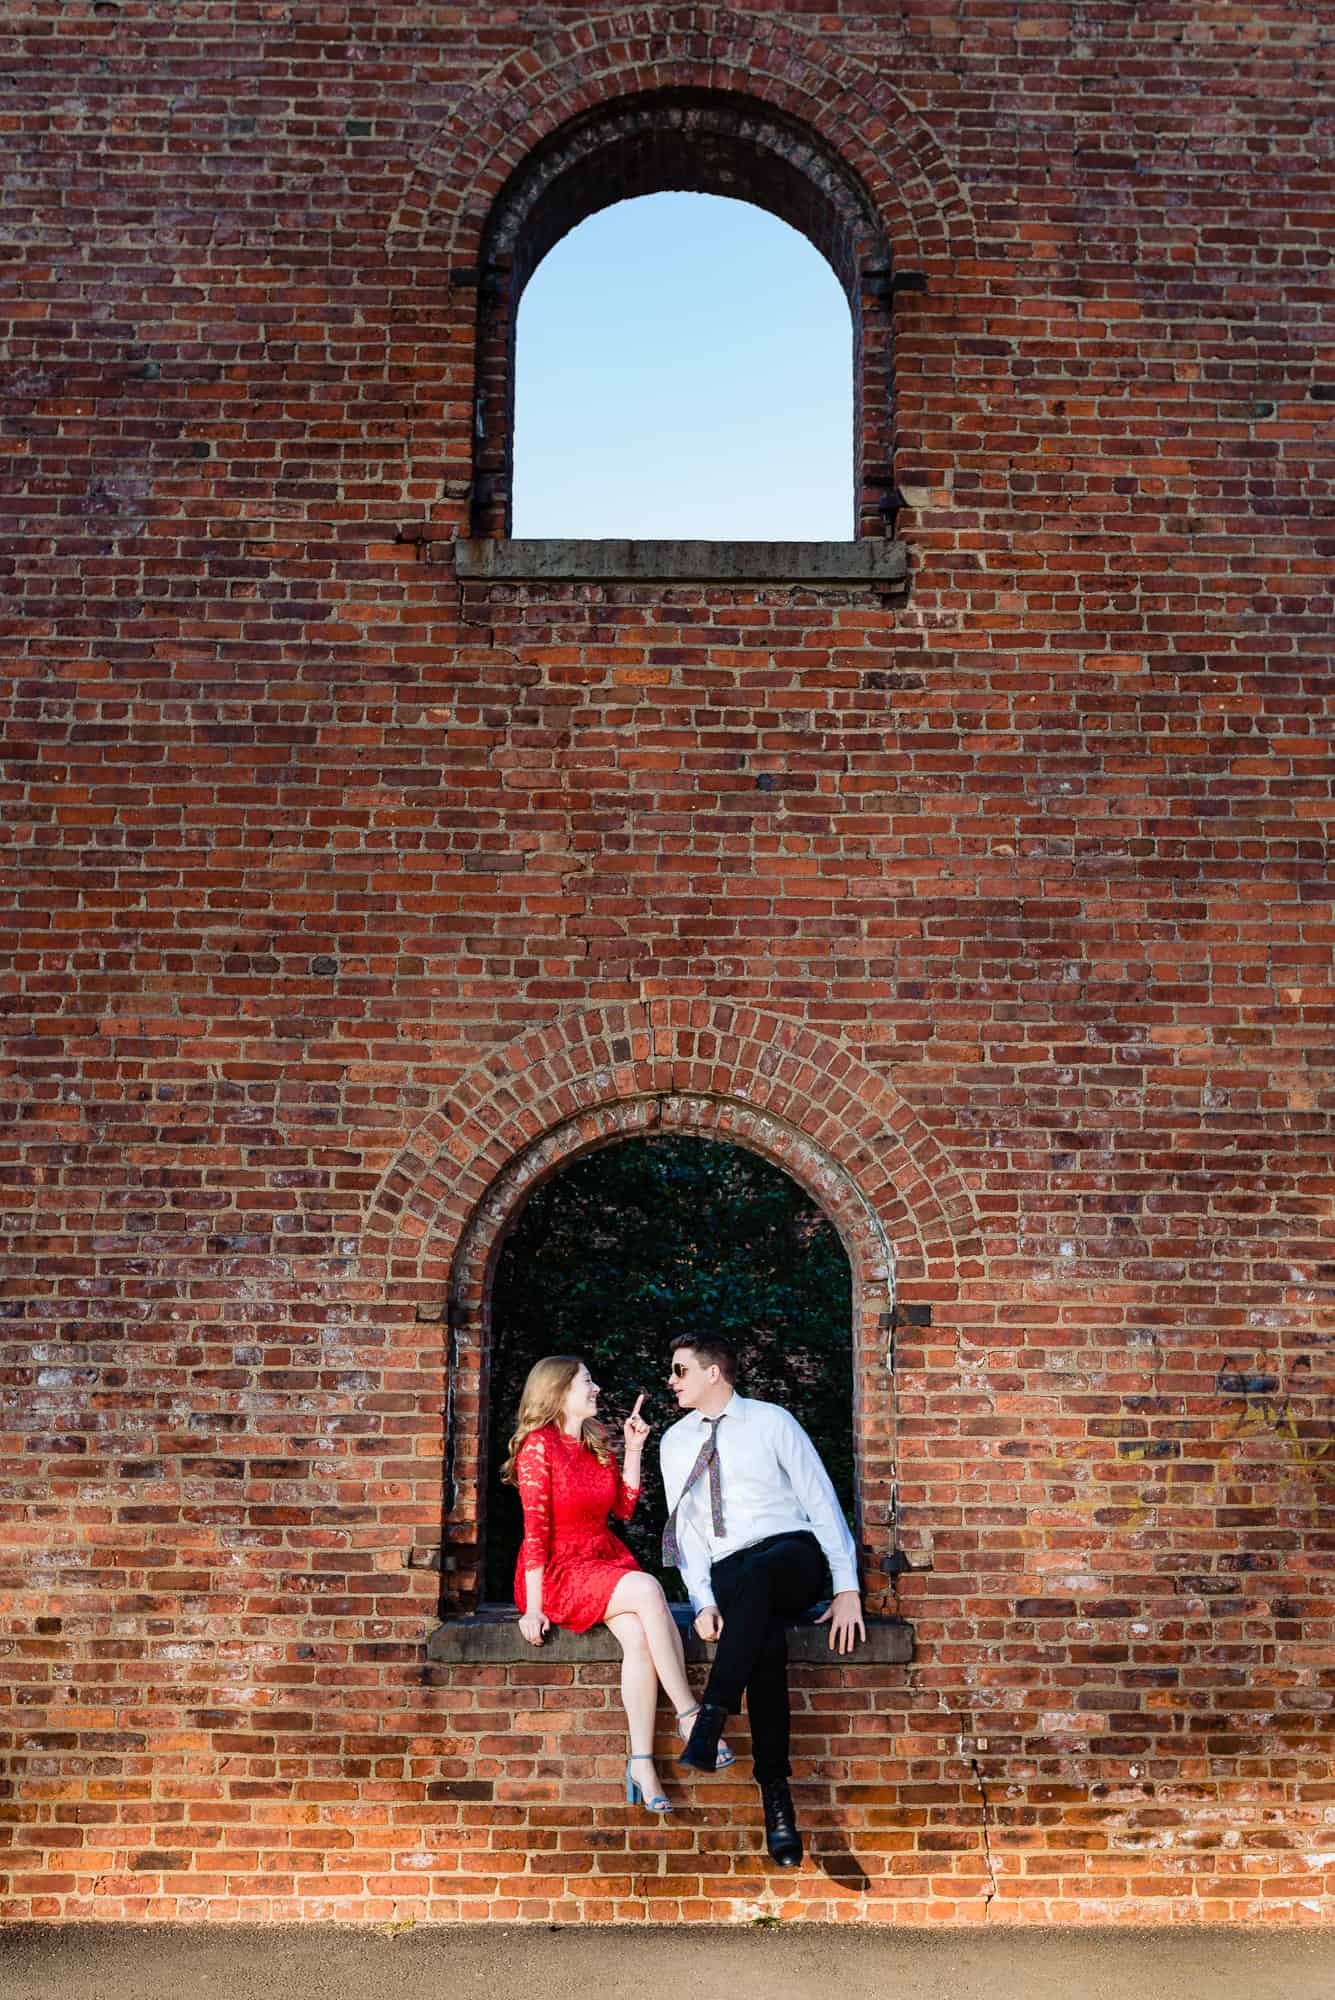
[[625, 1755, 673, 1812], [676, 1703, 736, 1770]]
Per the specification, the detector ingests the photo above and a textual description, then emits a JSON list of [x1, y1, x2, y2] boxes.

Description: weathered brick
[[0, 0, 1330, 1932]]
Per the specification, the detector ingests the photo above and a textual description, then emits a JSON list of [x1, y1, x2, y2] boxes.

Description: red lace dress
[[513, 1424, 642, 1633]]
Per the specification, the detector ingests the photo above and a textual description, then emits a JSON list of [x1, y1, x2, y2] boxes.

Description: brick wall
[[2, 0, 1331, 1924]]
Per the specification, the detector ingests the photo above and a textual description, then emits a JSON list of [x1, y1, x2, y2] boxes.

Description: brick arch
[[448, 1092, 894, 1335], [396, 5, 975, 272], [360, 1001, 979, 1612], [363, 1001, 977, 1284]]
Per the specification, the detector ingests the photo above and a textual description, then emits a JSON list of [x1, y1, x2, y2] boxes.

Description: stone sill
[[448, 538, 908, 587], [428, 1600, 914, 1667]]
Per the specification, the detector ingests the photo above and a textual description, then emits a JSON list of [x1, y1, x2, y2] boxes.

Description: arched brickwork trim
[[360, 1002, 980, 1614], [402, 6, 974, 273], [483, 93, 881, 300], [394, 7, 974, 542]]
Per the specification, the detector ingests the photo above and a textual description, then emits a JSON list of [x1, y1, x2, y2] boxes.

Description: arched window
[[512, 191, 854, 541], [468, 90, 899, 551], [483, 1134, 854, 1605]]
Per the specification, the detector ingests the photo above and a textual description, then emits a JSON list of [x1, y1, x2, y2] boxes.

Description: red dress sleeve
[[515, 1429, 554, 1574], [611, 1466, 641, 1523]]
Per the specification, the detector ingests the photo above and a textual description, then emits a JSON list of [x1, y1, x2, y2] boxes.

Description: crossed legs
[[604, 1570, 698, 1804]]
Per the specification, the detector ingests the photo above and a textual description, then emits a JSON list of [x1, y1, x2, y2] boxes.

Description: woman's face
[[560, 1362, 600, 1428]]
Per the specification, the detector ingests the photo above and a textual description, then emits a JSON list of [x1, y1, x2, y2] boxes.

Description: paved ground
[[2, 1925, 1333, 2000]]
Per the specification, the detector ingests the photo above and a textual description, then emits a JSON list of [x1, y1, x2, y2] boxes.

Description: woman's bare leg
[[605, 1610, 665, 1802], [603, 1571, 735, 1769], [605, 1572, 695, 1715]]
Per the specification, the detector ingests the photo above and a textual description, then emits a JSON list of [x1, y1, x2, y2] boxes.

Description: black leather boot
[[677, 1701, 729, 1772], [760, 1779, 803, 1867]]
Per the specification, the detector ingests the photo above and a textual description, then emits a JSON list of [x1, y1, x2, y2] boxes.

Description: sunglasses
[[669, 1362, 692, 1378]]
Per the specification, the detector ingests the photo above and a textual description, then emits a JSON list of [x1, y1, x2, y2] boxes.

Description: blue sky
[[512, 192, 854, 541]]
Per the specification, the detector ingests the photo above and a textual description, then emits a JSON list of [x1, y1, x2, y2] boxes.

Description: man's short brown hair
[[670, 1335, 738, 1384]]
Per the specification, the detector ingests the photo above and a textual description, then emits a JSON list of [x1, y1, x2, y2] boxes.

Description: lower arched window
[[484, 1133, 854, 1604]]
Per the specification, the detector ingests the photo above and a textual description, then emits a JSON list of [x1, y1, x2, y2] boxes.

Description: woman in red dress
[[503, 1353, 732, 1811]]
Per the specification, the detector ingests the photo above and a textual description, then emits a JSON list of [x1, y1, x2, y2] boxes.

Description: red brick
[[1, 0, 1330, 1931]]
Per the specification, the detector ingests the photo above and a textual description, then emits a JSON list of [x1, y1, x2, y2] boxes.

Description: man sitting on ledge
[[660, 1334, 865, 1868]]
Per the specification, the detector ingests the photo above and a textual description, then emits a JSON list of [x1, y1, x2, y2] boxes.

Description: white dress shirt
[[659, 1392, 859, 1616]]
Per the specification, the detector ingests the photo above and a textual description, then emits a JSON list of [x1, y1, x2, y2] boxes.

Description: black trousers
[[703, 1530, 830, 1786]]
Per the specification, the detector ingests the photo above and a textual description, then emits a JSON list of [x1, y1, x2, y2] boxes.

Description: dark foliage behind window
[[484, 1136, 853, 1601]]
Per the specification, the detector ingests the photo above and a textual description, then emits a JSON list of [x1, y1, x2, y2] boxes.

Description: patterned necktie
[[662, 1414, 725, 1565]]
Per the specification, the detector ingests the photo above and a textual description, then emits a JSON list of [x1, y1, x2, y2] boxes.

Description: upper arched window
[[468, 90, 899, 554], [512, 192, 854, 541]]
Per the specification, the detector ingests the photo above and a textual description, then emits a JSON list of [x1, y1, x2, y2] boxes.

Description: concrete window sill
[[427, 1600, 914, 1666], [446, 538, 908, 587]]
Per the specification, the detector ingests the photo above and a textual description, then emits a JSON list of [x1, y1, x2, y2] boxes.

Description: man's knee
[[757, 1540, 828, 1617]]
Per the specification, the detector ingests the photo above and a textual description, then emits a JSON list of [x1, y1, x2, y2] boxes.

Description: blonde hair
[[500, 1354, 613, 1485]]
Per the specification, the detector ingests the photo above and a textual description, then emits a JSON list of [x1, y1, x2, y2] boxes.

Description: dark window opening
[[483, 1134, 854, 1605]]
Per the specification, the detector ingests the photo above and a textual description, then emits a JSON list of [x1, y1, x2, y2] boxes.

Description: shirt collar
[[692, 1391, 744, 1428]]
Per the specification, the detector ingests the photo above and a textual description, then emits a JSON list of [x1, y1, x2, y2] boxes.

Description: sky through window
[[512, 191, 855, 541]]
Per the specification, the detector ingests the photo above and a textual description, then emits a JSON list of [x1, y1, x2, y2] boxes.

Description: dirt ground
[[3, 1924, 1334, 2000]]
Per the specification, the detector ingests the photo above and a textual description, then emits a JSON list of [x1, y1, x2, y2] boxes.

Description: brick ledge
[[448, 538, 909, 586], [427, 1600, 914, 1665]]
